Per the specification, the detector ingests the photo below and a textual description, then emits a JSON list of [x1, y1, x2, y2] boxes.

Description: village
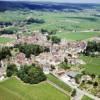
[[0, 30, 100, 100]]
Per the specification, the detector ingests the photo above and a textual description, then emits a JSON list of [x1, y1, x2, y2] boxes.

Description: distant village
[[0, 30, 100, 99]]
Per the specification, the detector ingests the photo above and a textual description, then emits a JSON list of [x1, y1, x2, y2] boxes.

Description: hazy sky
[[2, 0, 100, 3]]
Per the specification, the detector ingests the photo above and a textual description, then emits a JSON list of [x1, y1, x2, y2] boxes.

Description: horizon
[[1, 0, 100, 4]]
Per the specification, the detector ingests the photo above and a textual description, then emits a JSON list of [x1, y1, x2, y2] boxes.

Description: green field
[[55, 32, 100, 40], [81, 95, 93, 100], [0, 10, 100, 40], [0, 37, 14, 44], [80, 55, 100, 75], [0, 77, 70, 100], [47, 74, 72, 93]]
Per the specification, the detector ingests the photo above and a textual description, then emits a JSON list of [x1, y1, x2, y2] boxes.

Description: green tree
[[0, 47, 11, 60], [15, 44, 45, 58], [17, 65, 46, 84], [51, 36, 61, 44], [60, 59, 70, 70], [6, 64, 18, 77], [71, 89, 76, 97]]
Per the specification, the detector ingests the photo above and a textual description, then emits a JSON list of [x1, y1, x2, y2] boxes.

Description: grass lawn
[[80, 55, 100, 75], [47, 74, 72, 93], [81, 95, 93, 100], [55, 32, 100, 40], [0, 37, 14, 44], [0, 77, 70, 100]]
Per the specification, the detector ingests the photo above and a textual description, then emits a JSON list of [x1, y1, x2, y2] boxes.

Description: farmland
[[0, 37, 14, 44], [0, 1, 100, 100], [55, 32, 100, 40], [81, 95, 93, 100], [80, 55, 100, 75], [0, 6, 100, 40], [47, 74, 72, 93], [0, 77, 70, 100]]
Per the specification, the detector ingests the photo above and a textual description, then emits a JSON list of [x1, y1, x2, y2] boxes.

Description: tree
[[83, 41, 100, 56], [51, 36, 61, 44], [6, 64, 18, 77], [71, 89, 76, 97], [75, 74, 82, 84], [93, 82, 98, 87], [41, 29, 48, 34], [15, 44, 45, 58], [17, 65, 46, 84], [60, 59, 70, 70], [0, 47, 11, 60], [46, 35, 50, 41], [91, 74, 95, 79]]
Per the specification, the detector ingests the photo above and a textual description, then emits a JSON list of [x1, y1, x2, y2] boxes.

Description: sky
[[2, 0, 100, 3]]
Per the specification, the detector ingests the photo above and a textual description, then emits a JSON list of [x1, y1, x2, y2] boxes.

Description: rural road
[[51, 73, 100, 100]]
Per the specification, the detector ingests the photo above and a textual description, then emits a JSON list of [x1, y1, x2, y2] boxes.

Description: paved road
[[52, 73, 100, 100]]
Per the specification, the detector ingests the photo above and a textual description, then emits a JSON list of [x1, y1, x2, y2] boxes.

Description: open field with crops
[[81, 95, 93, 100], [0, 37, 14, 44], [47, 74, 72, 93], [0, 77, 70, 100], [0, 9, 100, 40], [80, 55, 100, 75]]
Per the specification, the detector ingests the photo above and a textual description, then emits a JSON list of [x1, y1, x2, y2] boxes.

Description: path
[[52, 72, 100, 100], [47, 80, 70, 96]]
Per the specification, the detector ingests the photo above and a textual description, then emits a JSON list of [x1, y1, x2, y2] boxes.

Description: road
[[51, 72, 100, 100]]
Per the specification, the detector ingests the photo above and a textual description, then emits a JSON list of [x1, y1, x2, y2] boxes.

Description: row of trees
[[0, 29, 14, 35], [0, 47, 11, 60], [83, 41, 100, 56], [0, 22, 12, 27], [6, 64, 47, 84], [47, 35, 61, 44], [26, 18, 45, 24], [41, 29, 57, 35], [15, 44, 49, 58]]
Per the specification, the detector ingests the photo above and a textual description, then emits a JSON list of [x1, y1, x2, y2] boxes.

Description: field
[[0, 77, 70, 100], [81, 95, 93, 100], [0, 9, 100, 40], [55, 32, 100, 40], [47, 74, 72, 93], [80, 55, 100, 75], [0, 37, 14, 44]]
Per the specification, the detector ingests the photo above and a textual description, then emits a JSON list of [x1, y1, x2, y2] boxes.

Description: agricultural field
[[81, 95, 93, 100], [47, 74, 72, 93], [0, 37, 14, 44], [55, 32, 100, 40], [0, 77, 70, 100], [0, 9, 100, 40], [80, 55, 100, 75]]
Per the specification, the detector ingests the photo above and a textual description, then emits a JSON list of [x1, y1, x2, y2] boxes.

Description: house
[[66, 71, 80, 78], [43, 65, 50, 74], [81, 75, 92, 81]]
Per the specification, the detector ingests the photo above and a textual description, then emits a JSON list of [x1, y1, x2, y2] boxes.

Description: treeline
[[26, 18, 45, 24], [0, 29, 14, 35], [83, 41, 100, 56], [6, 64, 47, 84], [41, 28, 57, 35], [15, 44, 50, 58], [0, 44, 50, 60], [0, 22, 13, 27], [0, 17, 45, 28], [0, 47, 11, 60]]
